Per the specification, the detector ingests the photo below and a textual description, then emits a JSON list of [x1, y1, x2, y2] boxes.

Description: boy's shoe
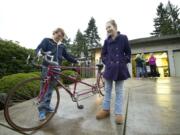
[[39, 111, 46, 121], [46, 107, 55, 113], [96, 109, 110, 120], [115, 115, 123, 124]]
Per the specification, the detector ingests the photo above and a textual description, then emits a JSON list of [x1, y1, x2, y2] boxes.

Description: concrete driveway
[[1, 77, 180, 135]]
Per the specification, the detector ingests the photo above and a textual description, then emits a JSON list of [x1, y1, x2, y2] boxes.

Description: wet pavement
[[126, 78, 180, 135], [0, 77, 180, 135]]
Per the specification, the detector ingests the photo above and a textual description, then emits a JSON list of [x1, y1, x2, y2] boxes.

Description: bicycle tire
[[97, 73, 105, 96], [4, 77, 60, 131]]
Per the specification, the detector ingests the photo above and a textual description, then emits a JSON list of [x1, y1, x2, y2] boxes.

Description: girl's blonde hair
[[107, 19, 117, 29]]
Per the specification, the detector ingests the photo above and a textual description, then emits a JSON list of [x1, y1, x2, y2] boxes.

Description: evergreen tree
[[62, 37, 72, 53], [151, 2, 172, 36], [167, 1, 180, 34], [72, 30, 88, 57], [151, 1, 180, 36], [84, 17, 101, 48]]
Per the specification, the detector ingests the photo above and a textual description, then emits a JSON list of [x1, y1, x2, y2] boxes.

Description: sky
[[0, 0, 180, 49]]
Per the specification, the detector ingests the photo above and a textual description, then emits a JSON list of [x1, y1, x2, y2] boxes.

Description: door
[[174, 51, 180, 76]]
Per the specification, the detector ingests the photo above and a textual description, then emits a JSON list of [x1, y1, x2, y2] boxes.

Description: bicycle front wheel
[[4, 77, 60, 131]]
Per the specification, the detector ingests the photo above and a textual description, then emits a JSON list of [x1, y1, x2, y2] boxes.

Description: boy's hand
[[37, 51, 42, 57], [76, 60, 81, 66]]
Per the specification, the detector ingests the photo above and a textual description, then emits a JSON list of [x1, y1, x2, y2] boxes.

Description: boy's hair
[[53, 28, 65, 37]]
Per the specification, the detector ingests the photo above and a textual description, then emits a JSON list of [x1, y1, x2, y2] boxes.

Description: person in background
[[148, 53, 157, 77], [135, 54, 143, 78], [140, 53, 147, 77], [96, 19, 131, 124]]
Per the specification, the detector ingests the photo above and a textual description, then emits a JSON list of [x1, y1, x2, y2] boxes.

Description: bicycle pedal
[[78, 105, 84, 109]]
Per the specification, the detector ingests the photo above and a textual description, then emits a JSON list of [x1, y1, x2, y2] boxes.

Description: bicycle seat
[[96, 64, 103, 67], [96, 64, 104, 70]]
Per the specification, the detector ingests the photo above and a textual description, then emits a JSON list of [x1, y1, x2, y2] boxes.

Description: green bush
[[0, 72, 40, 94], [0, 72, 41, 109], [0, 39, 36, 78], [0, 70, 80, 105], [61, 70, 81, 84], [61, 60, 71, 66]]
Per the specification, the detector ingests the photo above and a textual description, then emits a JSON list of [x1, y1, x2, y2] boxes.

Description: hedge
[[0, 70, 81, 110], [0, 72, 40, 94], [0, 70, 81, 94]]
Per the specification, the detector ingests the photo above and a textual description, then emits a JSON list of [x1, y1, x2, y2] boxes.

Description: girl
[[96, 20, 131, 124]]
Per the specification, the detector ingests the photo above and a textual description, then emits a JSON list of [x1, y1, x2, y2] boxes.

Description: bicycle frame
[[37, 65, 104, 103]]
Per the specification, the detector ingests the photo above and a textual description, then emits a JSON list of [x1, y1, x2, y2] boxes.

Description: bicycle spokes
[[4, 77, 60, 131]]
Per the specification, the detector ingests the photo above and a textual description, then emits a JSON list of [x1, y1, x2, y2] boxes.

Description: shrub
[[61, 60, 71, 66], [0, 70, 80, 108], [0, 39, 36, 78], [0, 72, 40, 94], [61, 70, 81, 85], [0, 72, 41, 110]]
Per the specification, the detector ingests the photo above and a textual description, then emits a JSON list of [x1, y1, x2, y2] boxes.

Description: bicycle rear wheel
[[97, 73, 105, 96], [4, 77, 60, 131]]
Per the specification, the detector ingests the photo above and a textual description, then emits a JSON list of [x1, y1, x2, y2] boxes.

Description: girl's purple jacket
[[101, 33, 131, 81]]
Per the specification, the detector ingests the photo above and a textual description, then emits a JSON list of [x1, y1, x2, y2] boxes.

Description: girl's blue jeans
[[102, 79, 124, 115]]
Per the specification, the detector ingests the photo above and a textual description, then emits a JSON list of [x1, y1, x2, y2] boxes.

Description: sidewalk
[[0, 77, 180, 135]]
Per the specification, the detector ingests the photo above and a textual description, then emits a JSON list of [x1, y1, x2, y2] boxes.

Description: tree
[[151, 2, 172, 36], [72, 30, 88, 57], [167, 1, 180, 34], [151, 1, 180, 36], [84, 17, 101, 49], [62, 37, 72, 53]]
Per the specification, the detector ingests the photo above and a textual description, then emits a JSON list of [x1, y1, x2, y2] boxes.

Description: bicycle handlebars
[[26, 50, 103, 71], [26, 50, 59, 68]]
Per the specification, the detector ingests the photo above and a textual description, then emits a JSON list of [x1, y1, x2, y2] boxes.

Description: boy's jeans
[[102, 79, 124, 115], [38, 66, 59, 112]]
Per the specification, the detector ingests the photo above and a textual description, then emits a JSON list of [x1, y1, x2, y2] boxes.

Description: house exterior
[[90, 35, 180, 77]]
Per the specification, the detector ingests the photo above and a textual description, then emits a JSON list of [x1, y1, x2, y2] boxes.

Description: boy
[[35, 28, 77, 120]]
